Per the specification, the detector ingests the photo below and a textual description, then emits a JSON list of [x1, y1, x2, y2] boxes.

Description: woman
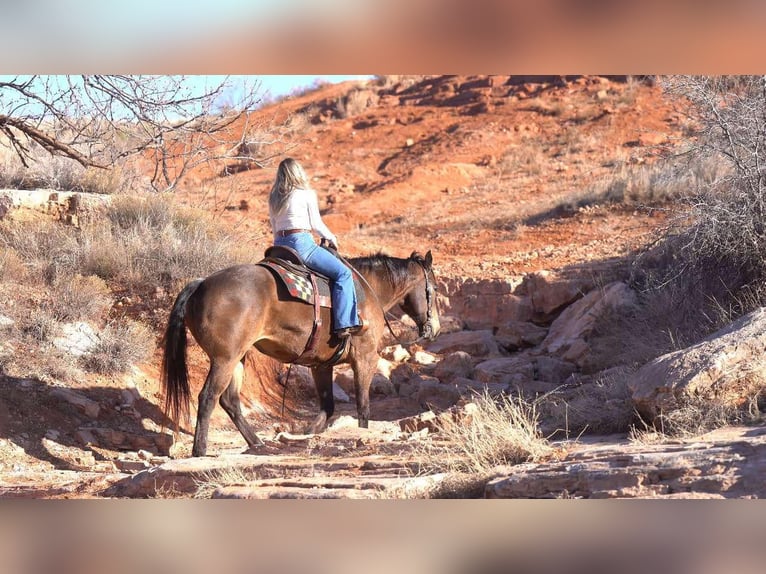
[[269, 157, 362, 338]]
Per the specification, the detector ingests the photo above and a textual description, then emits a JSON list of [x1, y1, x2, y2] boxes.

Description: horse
[[161, 249, 441, 456]]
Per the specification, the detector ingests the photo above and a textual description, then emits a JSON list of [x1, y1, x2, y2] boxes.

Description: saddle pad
[[259, 260, 365, 308], [259, 260, 331, 307]]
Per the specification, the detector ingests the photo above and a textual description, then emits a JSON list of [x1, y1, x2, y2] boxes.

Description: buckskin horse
[[161, 249, 440, 456]]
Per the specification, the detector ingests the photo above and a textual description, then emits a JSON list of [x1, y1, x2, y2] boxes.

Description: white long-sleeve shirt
[[270, 187, 338, 245]]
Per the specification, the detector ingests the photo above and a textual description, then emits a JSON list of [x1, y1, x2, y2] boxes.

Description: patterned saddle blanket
[[257, 246, 365, 308]]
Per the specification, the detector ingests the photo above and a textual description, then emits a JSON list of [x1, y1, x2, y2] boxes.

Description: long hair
[[268, 158, 310, 216]]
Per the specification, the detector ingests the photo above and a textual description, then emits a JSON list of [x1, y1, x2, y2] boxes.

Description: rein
[[335, 249, 434, 346]]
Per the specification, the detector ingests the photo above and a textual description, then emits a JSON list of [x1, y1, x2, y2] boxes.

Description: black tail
[[161, 278, 203, 428]]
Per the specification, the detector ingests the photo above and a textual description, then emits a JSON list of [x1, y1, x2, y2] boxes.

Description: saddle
[[256, 245, 364, 364], [258, 245, 365, 308]]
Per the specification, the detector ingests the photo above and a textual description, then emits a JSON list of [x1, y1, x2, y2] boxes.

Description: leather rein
[[335, 250, 435, 346]]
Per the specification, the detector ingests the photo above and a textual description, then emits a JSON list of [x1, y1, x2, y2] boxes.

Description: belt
[[276, 228, 310, 237]]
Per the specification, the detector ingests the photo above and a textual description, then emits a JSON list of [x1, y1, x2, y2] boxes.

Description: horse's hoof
[[306, 412, 328, 434]]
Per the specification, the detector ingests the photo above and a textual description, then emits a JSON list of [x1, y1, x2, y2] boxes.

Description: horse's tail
[[161, 278, 203, 429]]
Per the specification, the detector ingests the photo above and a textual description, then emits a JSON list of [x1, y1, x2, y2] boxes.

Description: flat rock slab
[[486, 425, 766, 499], [103, 452, 425, 498]]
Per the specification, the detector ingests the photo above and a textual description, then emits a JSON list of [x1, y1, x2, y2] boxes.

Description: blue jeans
[[274, 232, 360, 331]]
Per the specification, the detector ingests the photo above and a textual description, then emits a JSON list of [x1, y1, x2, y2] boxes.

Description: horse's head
[[400, 250, 441, 341]]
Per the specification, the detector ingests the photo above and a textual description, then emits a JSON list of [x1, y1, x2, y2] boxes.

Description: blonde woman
[[269, 158, 361, 338]]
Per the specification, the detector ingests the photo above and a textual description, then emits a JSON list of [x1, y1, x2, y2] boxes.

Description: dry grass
[[630, 392, 764, 443], [194, 466, 258, 499], [562, 157, 722, 214], [0, 193, 248, 293], [497, 139, 546, 177], [0, 247, 26, 282], [50, 275, 111, 322], [537, 370, 636, 438], [415, 392, 553, 475], [334, 88, 379, 119], [0, 191, 254, 383], [81, 319, 154, 375], [0, 145, 127, 195]]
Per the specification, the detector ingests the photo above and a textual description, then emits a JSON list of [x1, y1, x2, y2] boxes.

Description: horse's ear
[[425, 250, 433, 267]]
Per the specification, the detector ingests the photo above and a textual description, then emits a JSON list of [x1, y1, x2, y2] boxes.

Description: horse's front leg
[[307, 365, 334, 433], [351, 354, 377, 428]]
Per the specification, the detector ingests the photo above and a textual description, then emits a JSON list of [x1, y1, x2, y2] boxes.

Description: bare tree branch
[[0, 75, 307, 192]]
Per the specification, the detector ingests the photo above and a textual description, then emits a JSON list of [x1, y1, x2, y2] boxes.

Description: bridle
[[342, 252, 436, 346]]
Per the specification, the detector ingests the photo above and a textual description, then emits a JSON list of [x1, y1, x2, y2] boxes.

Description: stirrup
[[334, 325, 363, 338]]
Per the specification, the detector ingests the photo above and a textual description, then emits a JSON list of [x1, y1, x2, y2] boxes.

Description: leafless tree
[[629, 76, 766, 331], [0, 75, 296, 191], [662, 76, 766, 275]]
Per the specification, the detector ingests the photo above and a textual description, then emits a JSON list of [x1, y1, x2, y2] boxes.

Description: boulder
[[494, 320, 548, 351], [535, 356, 578, 384], [439, 277, 532, 329], [49, 387, 101, 419], [474, 356, 534, 384], [433, 351, 474, 382], [541, 282, 637, 367], [380, 345, 411, 362], [452, 377, 509, 397], [416, 378, 462, 410], [426, 330, 500, 357], [519, 270, 596, 319], [628, 307, 766, 422], [412, 350, 439, 366]]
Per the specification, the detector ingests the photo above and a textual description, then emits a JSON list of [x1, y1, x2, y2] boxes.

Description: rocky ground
[[2, 75, 764, 498]]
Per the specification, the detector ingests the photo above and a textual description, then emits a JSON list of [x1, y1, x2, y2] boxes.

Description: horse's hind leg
[[307, 365, 334, 434], [219, 360, 264, 449], [193, 359, 237, 457]]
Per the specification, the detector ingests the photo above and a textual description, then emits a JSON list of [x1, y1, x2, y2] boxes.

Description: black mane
[[348, 252, 414, 287]]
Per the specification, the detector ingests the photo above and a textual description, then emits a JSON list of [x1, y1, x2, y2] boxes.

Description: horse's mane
[[348, 251, 416, 287]]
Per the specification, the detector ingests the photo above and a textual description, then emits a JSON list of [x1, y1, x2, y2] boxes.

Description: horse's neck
[[361, 266, 415, 310]]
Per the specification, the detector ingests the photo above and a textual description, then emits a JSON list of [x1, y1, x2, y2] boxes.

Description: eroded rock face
[[0, 189, 109, 225], [438, 277, 532, 329], [519, 270, 596, 320], [541, 282, 638, 368], [628, 307, 766, 422]]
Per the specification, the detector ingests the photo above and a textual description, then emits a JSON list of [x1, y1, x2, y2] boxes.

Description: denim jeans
[[274, 232, 360, 331]]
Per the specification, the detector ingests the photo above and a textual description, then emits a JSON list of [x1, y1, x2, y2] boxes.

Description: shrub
[[334, 88, 379, 119], [1, 192, 252, 288], [624, 76, 766, 351], [0, 143, 125, 194], [81, 319, 154, 374], [0, 247, 27, 282], [50, 274, 111, 322], [630, 392, 763, 442], [415, 392, 553, 475], [23, 305, 62, 343]]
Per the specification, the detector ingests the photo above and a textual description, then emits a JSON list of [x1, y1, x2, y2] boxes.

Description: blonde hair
[[268, 158, 310, 216]]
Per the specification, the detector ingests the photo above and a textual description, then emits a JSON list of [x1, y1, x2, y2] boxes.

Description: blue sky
[[201, 75, 372, 101], [0, 75, 373, 116]]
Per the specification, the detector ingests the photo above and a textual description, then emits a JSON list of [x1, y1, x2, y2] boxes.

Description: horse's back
[[186, 264, 276, 340]]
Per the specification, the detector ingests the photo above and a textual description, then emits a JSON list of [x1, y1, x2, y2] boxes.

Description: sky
[[0, 75, 373, 118], [215, 75, 372, 100]]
